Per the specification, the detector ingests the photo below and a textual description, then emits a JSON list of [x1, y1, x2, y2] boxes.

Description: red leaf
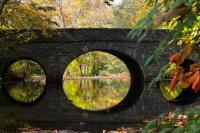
[[192, 72, 200, 90], [169, 52, 182, 63], [170, 68, 184, 91], [170, 75, 179, 91], [190, 62, 200, 72]]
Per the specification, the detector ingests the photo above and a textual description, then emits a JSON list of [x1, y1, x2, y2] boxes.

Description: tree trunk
[[59, 0, 66, 28]]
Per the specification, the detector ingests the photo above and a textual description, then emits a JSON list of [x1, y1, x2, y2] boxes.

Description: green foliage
[[63, 51, 131, 111], [113, 0, 153, 28], [127, 3, 162, 41], [4, 60, 45, 81], [3, 60, 46, 103], [0, 0, 60, 29], [128, 0, 199, 64], [65, 51, 130, 77], [128, 0, 200, 88], [0, 0, 63, 57]]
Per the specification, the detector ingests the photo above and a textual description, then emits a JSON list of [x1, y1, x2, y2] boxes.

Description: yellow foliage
[[62, 0, 114, 28], [0, 0, 62, 29]]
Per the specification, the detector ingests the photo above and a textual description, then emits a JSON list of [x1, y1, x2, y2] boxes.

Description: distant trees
[[113, 0, 152, 28], [1, 0, 156, 29], [4, 60, 45, 82], [65, 51, 129, 77], [61, 0, 114, 28]]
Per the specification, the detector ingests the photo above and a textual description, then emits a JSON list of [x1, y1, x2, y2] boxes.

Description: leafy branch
[[128, 0, 200, 90]]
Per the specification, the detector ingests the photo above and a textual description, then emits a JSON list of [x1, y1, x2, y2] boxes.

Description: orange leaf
[[170, 68, 184, 91], [189, 71, 198, 83], [184, 72, 193, 77], [169, 41, 192, 65], [192, 72, 200, 90], [190, 62, 200, 72], [169, 52, 182, 63], [182, 72, 194, 88], [170, 75, 179, 91], [181, 81, 190, 89]]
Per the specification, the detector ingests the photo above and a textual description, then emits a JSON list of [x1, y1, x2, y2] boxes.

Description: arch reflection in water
[[160, 79, 198, 103], [160, 79, 182, 101], [63, 79, 130, 111], [63, 51, 131, 111], [4, 81, 45, 103], [3, 60, 46, 103]]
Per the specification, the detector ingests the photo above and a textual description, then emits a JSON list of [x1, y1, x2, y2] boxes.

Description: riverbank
[[1, 72, 130, 82], [64, 73, 130, 81], [64, 76, 130, 81]]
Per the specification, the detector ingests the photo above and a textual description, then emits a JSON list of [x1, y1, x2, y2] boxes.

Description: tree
[[0, 0, 63, 29], [113, 0, 152, 28], [128, 0, 200, 91], [65, 51, 129, 77], [61, 0, 114, 28], [55, 0, 66, 28]]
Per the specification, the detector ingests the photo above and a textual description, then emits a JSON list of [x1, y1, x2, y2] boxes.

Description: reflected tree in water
[[3, 60, 46, 103], [63, 80, 130, 111], [160, 80, 182, 101], [5, 81, 45, 103]]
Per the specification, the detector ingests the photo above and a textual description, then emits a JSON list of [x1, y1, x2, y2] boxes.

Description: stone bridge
[[0, 29, 199, 132]]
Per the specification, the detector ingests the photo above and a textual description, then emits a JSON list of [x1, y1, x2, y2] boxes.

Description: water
[[3, 81, 45, 103], [2, 78, 130, 110], [1, 76, 130, 111], [63, 79, 130, 111], [160, 79, 182, 101]]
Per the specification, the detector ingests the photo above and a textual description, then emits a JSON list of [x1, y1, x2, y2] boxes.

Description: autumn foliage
[[169, 50, 200, 91]]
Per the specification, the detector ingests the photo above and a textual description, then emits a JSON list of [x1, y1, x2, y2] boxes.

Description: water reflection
[[160, 79, 182, 101], [2, 60, 46, 103], [4, 81, 45, 103], [160, 79, 198, 104], [63, 79, 130, 111]]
